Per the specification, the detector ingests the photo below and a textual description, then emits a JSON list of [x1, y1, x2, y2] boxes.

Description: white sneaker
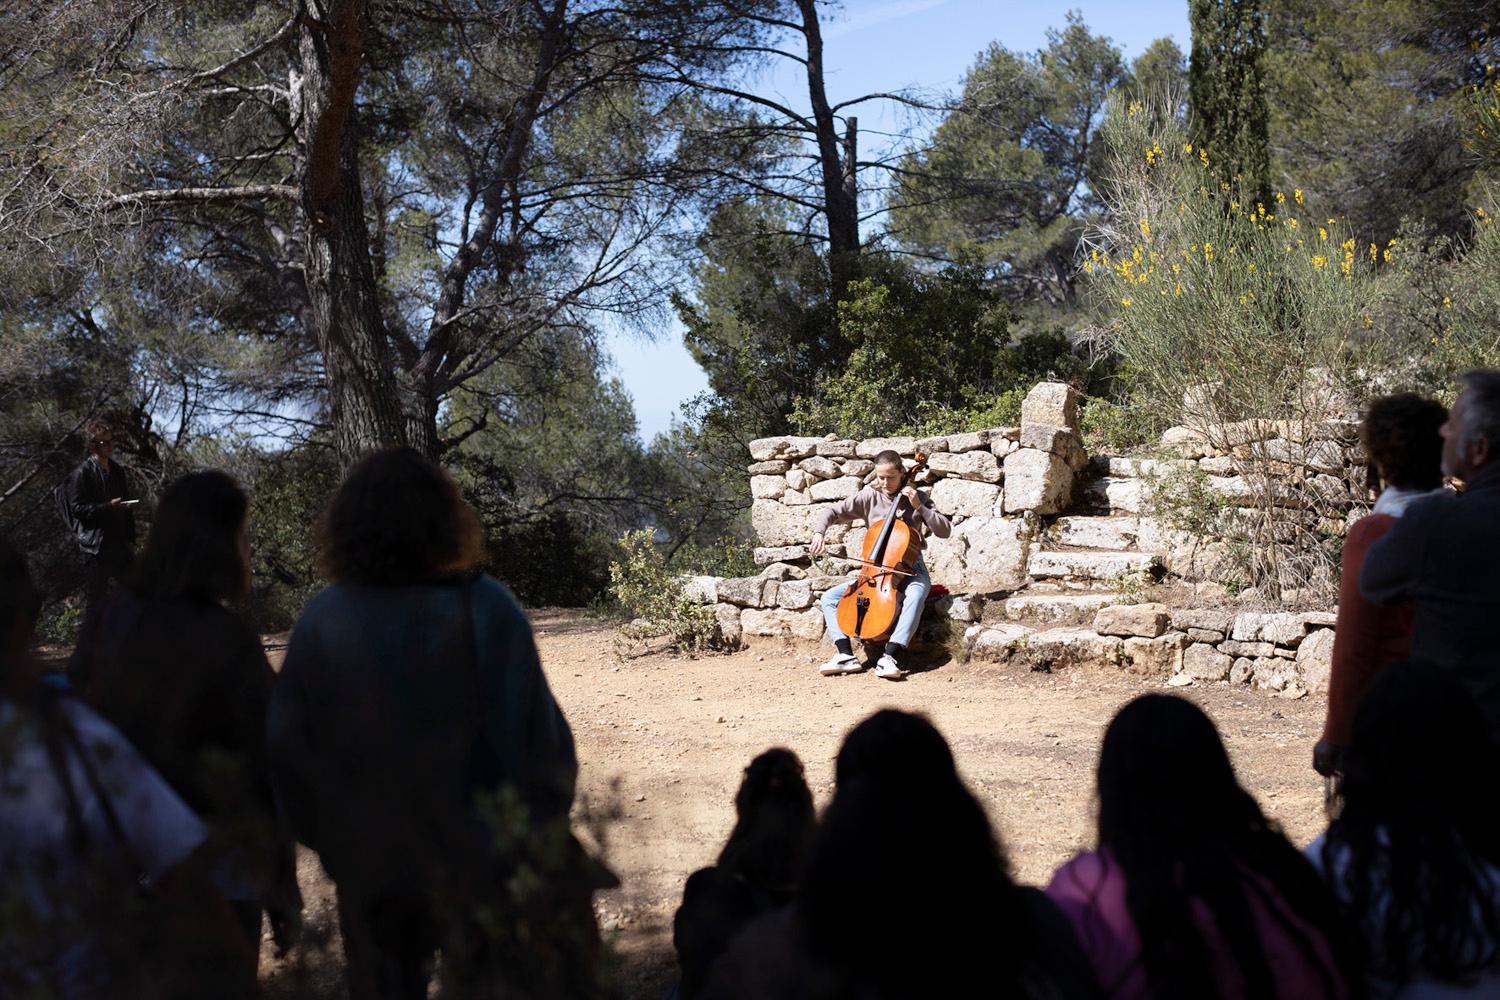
[[819, 653, 863, 676], [874, 653, 906, 680]]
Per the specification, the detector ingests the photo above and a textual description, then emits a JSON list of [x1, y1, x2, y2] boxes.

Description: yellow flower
[[1139, 219, 1151, 240], [1287, 217, 1299, 229], [1172, 263, 1181, 274], [1231, 200, 1240, 211], [1364, 316, 1374, 328], [1275, 192, 1286, 204], [1342, 238, 1356, 251], [1247, 263, 1256, 272], [1121, 296, 1133, 307], [1312, 255, 1327, 269], [1203, 242, 1214, 261], [1184, 142, 1193, 153], [1444, 296, 1453, 309], [1174, 282, 1182, 297], [1318, 227, 1328, 241], [1257, 202, 1266, 217], [1238, 294, 1248, 304], [1383, 249, 1392, 263], [1294, 189, 1304, 204], [1199, 148, 1210, 166], [1370, 243, 1378, 261]]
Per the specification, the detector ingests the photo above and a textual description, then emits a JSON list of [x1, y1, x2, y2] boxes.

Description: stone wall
[[682, 381, 1356, 695]]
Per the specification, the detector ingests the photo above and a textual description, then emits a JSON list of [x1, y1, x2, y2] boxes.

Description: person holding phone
[[62, 418, 138, 634]]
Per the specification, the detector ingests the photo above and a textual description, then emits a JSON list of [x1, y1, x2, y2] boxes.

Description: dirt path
[[257, 609, 1332, 998]]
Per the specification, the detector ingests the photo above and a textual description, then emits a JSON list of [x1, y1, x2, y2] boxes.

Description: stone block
[[1084, 477, 1148, 514], [754, 545, 807, 566], [1003, 449, 1073, 514], [1094, 603, 1170, 638], [1027, 550, 1155, 581], [751, 499, 820, 547], [804, 573, 850, 595], [680, 576, 718, 605], [748, 460, 789, 475], [1182, 643, 1231, 681], [1251, 656, 1297, 691], [1160, 425, 1214, 458], [782, 489, 810, 506], [990, 437, 1020, 458], [751, 475, 786, 500], [714, 604, 742, 649], [816, 439, 858, 458], [1300, 611, 1337, 628], [1256, 438, 1345, 474], [1198, 456, 1236, 474], [809, 476, 862, 502], [1230, 657, 1255, 684], [1003, 593, 1118, 625], [1230, 611, 1307, 646], [1296, 628, 1335, 694], [930, 478, 1002, 518], [776, 580, 814, 610], [758, 562, 803, 580], [1220, 639, 1275, 658], [748, 436, 824, 461], [969, 623, 1035, 662], [1021, 382, 1080, 432], [1186, 627, 1224, 643], [716, 576, 778, 608], [925, 516, 1033, 593], [1172, 608, 1234, 633], [916, 436, 949, 454], [946, 431, 990, 453], [1124, 632, 1187, 676], [928, 450, 1002, 483], [841, 459, 874, 478], [740, 607, 824, 641], [947, 594, 984, 622], [785, 469, 811, 492], [798, 456, 840, 479], [1019, 628, 1122, 671], [1051, 516, 1139, 551], [1019, 424, 1088, 471], [856, 436, 918, 459]]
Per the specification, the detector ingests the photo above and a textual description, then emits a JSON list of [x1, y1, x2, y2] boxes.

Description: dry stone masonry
[[688, 381, 1357, 696]]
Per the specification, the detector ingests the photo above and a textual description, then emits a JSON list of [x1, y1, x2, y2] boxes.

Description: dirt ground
[[253, 608, 1333, 998]]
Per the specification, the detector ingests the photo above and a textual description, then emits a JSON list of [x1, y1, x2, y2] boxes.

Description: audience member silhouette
[[1315, 393, 1448, 776], [75, 470, 300, 963], [1048, 694, 1352, 1000], [266, 447, 592, 1000], [674, 747, 816, 1000], [1310, 660, 1500, 996], [1362, 368, 1500, 741], [703, 709, 1101, 999], [0, 538, 254, 999]]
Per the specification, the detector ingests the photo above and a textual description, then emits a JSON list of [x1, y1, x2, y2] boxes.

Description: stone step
[[1002, 592, 1120, 626], [1028, 549, 1157, 581], [1047, 516, 1142, 552], [1081, 476, 1147, 515]]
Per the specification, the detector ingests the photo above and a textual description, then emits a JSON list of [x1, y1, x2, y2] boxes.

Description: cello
[[834, 452, 929, 642]]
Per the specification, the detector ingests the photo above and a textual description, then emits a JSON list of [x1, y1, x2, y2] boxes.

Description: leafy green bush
[[33, 604, 81, 646], [607, 530, 720, 655]]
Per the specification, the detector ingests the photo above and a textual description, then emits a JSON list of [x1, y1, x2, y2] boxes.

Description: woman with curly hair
[[1048, 694, 1353, 999], [1314, 393, 1448, 776], [267, 447, 589, 1000], [1311, 660, 1500, 997]]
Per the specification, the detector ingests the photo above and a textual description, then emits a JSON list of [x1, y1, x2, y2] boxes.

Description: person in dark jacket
[[266, 447, 590, 1000], [1360, 369, 1500, 741], [77, 471, 301, 966], [63, 419, 137, 626]]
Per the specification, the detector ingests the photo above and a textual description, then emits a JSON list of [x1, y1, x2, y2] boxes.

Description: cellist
[[808, 449, 952, 680]]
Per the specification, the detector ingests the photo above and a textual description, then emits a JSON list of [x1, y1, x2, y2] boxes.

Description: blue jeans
[[820, 559, 931, 648]]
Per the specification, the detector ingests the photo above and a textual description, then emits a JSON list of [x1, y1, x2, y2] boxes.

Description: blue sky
[[609, 0, 1192, 441]]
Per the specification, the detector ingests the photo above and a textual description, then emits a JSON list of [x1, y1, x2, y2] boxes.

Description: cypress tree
[[1189, 0, 1271, 204]]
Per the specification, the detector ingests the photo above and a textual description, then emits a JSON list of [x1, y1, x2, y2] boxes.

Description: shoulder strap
[[53, 697, 148, 878]]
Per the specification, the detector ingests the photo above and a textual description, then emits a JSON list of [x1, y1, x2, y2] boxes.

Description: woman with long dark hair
[[78, 470, 300, 962], [1312, 660, 1500, 996], [1315, 393, 1448, 776], [0, 538, 254, 998], [267, 446, 590, 1000], [674, 747, 816, 1000], [1049, 694, 1352, 999], [704, 709, 1100, 999]]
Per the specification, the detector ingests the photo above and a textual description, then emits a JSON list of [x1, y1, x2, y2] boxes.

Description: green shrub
[[34, 604, 81, 646], [607, 530, 720, 655]]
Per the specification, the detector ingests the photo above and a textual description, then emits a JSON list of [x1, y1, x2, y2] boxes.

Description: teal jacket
[[266, 575, 575, 899]]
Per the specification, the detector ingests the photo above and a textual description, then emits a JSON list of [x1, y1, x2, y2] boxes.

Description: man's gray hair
[[1459, 369, 1500, 453]]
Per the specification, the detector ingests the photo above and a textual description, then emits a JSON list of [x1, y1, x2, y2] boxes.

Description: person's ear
[[1472, 434, 1492, 469]]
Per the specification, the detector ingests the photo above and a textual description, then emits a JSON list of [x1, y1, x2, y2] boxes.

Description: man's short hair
[[83, 418, 112, 449], [1459, 369, 1500, 455], [872, 449, 904, 470]]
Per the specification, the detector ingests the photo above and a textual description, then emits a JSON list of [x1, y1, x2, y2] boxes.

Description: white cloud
[[824, 0, 950, 39]]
